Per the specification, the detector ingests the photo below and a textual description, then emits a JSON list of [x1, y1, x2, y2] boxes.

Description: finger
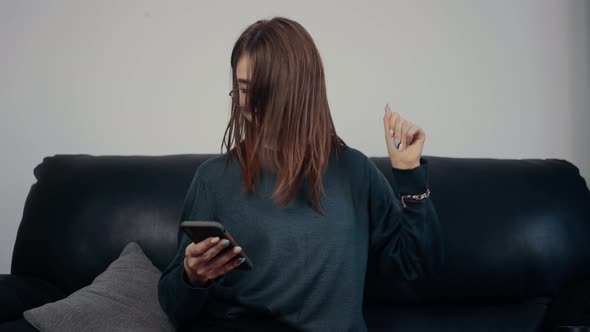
[[406, 125, 419, 145], [199, 238, 234, 263], [186, 256, 200, 270], [383, 104, 392, 132], [388, 111, 400, 140], [205, 256, 245, 281], [206, 245, 242, 272], [207, 251, 245, 278], [220, 256, 247, 274], [394, 117, 405, 150], [186, 237, 220, 257], [183, 258, 209, 286], [417, 127, 426, 142], [400, 120, 409, 151], [383, 105, 395, 152]]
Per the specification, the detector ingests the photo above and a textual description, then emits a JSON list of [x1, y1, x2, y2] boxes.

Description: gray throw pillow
[[23, 242, 174, 332]]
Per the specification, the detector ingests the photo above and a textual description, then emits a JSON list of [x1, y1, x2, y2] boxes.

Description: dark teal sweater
[[158, 145, 444, 331]]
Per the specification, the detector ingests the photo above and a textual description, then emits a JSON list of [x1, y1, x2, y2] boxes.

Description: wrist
[[391, 160, 420, 170], [184, 269, 208, 287], [183, 258, 208, 287], [390, 157, 430, 195]]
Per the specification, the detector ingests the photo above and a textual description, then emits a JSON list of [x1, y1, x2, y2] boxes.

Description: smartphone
[[180, 220, 253, 270]]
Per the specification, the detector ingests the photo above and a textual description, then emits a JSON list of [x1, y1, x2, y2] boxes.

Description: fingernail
[[389, 128, 393, 136], [399, 142, 403, 151], [239, 257, 246, 264], [406, 138, 411, 145], [385, 102, 389, 112], [220, 239, 230, 247], [211, 237, 220, 243], [393, 137, 399, 148], [233, 246, 242, 253]]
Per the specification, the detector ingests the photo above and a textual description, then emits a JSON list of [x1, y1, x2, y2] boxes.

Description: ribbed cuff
[[391, 157, 429, 195]]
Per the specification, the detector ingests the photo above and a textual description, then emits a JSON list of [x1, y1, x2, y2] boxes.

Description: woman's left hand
[[383, 103, 426, 170]]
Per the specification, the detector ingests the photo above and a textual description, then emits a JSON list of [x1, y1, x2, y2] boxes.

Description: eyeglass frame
[[229, 88, 249, 109], [228, 88, 248, 98]]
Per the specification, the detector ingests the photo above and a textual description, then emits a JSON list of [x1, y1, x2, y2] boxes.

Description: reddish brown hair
[[221, 17, 346, 216]]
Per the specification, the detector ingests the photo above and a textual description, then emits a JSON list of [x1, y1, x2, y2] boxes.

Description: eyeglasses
[[228, 88, 248, 97], [229, 88, 248, 108]]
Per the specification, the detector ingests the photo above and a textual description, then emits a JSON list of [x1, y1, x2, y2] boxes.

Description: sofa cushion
[[23, 242, 174, 332]]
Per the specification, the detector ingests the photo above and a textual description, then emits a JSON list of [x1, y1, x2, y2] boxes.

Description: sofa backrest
[[12, 154, 590, 306]]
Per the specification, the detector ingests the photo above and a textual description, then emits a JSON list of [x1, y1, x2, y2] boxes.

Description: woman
[[158, 16, 444, 332]]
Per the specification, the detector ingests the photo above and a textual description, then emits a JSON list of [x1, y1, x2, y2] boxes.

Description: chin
[[242, 110, 253, 122]]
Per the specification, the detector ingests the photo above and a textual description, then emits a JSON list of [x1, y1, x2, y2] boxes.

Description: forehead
[[236, 54, 251, 82]]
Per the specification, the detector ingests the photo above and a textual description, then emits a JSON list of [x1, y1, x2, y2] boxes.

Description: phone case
[[180, 221, 253, 270]]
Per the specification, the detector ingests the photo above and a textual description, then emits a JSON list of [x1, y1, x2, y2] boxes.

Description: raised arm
[[367, 157, 444, 281], [367, 103, 445, 281]]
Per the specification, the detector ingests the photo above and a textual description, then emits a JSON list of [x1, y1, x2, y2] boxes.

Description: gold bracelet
[[400, 188, 431, 208]]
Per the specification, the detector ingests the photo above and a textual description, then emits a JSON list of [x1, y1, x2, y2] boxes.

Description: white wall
[[1, 0, 588, 274]]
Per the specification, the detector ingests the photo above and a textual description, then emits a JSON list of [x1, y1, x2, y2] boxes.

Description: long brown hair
[[221, 17, 346, 216]]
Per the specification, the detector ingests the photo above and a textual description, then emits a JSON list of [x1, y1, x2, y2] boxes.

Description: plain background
[[1, 0, 589, 274]]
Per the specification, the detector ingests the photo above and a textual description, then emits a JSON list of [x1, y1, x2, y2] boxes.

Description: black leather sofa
[[1, 153, 589, 331]]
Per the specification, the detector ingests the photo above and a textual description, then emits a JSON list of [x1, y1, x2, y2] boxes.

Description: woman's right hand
[[183, 237, 244, 287]]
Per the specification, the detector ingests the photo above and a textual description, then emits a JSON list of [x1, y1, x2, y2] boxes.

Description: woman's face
[[236, 55, 252, 122]]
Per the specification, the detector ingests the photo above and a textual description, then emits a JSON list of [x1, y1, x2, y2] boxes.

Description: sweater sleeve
[[157, 168, 224, 329], [367, 157, 444, 281]]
